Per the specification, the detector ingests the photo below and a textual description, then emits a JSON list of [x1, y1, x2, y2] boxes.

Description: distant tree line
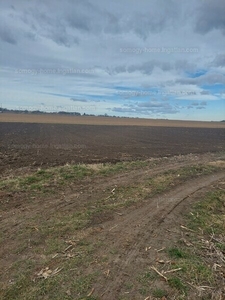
[[0, 107, 119, 118]]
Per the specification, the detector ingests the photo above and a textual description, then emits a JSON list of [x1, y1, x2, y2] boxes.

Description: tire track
[[92, 172, 225, 299]]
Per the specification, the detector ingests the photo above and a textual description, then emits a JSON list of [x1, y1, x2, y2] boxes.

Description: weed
[[168, 247, 188, 259], [152, 288, 167, 298], [124, 282, 133, 290], [138, 287, 148, 296], [71, 273, 97, 297], [168, 277, 186, 293], [138, 271, 156, 286], [188, 190, 225, 234]]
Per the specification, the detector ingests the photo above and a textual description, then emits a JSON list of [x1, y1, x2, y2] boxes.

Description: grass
[[0, 160, 150, 194], [0, 164, 94, 194], [162, 187, 225, 298], [188, 190, 225, 234], [168, 277, 186, 293], [1, 241, 99, 300], [0, 159, 220, 196], [89, 163, 221, 214], [2, 272, 99, 300], [137, 270, 157, 296], [168, 247, 188, 259], [152, 288, 168, 298], [138, 270, 157, 285]]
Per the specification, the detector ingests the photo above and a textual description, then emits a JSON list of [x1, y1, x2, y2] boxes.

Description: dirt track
[[1, 152, 225, 299], [91, 172, 225, 299]]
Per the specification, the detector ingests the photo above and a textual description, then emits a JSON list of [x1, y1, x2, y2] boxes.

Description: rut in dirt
[[91, 172, 225, 299]]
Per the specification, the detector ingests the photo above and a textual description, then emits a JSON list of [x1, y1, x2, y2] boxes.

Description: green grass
[[71, 273, 98, 298], [152, 288, 168, 298], [137, 270, 157, 296], [0, 164, 94, 194], [168, 277, 186, 293], [2, 272, 99, 300], [0, 160, 220, 196], [0, 160, 149, 194], [89, 163, 221, 214], [124, 282, 133, 290], [168, 247, 188, 259], [163, 188, 225, 298], [138, 271, 156, 285], [1, 241, 99, 300], [188, 190, 225, 234], [97, 160, 148, 176]]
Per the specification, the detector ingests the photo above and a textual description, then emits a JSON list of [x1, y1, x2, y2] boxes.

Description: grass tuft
[[168, 277, 186, 293], [168, 247, 188, 259], [152, 288, 168, 298]]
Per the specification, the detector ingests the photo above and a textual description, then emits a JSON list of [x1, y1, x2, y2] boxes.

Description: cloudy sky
[[0, 0, 225, 121]]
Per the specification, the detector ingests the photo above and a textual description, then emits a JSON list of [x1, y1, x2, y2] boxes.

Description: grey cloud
[[65, 0, 98, 32], [35, 0, 179, 40], [110, 107, 136, 113], [110, 59, 198, 76], [44, 24, 78, 47], [70, 98, 87, 102], [200, 90, 210, 95], [67, 14, 90, 32], [103, 12, 121, 34], [109, 60, 172, 75], [177, 73, 225, 85], [190, 101, 207, 108], [125, 0, 178, 39], [138, 100, 167, 108], [20, 5, 79, 47], [2, 0, 225, 48], [200, 101, 207, 106], [175, 60, 196, 72], [195, 0, 225, 35], [23, 31, 36, 41], [212, 54, 225, 67], [111, 100, 178, 115], [66, 2, 121, 35], [0, 23, 17, 44], [128, 14, 167, 39], [62, 1, 123, 36], [50, 30, 79, 47], [127, 63, 156, 75]]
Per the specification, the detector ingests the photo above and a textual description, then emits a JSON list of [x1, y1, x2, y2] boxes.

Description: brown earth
[[0, 121, 224, 174], [1, 113, 225, 128]]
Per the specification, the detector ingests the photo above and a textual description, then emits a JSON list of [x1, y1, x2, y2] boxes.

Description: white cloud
[[0, 0, 224, 120]]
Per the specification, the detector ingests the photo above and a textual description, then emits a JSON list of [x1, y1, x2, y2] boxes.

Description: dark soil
[[0, 122, 224, 173]]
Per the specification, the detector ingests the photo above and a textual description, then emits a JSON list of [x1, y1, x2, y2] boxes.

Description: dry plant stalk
[[150, 266, 168, 281]]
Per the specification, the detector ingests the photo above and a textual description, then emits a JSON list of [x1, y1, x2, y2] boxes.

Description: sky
[[0, 0, 225, 121]]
